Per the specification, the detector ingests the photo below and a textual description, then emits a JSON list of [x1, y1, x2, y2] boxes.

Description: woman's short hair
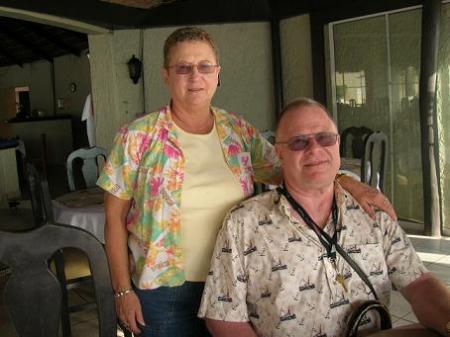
[[163, 26, 219, 68]]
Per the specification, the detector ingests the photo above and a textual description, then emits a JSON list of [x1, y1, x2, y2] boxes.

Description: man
[[198, 97, 450, 337]]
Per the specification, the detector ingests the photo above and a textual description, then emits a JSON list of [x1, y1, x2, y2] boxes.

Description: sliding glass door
[[329, 8, 424, 224]]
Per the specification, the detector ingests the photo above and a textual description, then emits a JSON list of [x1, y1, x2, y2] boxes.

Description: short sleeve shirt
[[198, 185, 427, 337], [97, 105, 281, 289]]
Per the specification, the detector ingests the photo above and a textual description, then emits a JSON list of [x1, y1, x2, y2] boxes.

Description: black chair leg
[[54, 250, 72, 337], [118, 321, 133, 337]]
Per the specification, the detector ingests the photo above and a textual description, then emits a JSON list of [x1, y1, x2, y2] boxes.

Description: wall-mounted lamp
[[127, 54, 142, 84]]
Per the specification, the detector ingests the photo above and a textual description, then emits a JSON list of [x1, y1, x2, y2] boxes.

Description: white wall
[[280, 14, 314, 104], [0, 53, 91, 118], [90, 23, 278, 150], [89, 18, 314, 150], [54, 53, 92, 117], [0, 61, 53, 114], [144, 23, 276, 128]]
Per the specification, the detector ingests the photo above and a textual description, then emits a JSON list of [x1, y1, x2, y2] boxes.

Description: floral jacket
[[97, 105, 281, 289]]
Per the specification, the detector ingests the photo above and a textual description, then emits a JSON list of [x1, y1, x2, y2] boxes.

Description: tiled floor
[[390, 235, 450, 327], [0, 206, 449, 336]]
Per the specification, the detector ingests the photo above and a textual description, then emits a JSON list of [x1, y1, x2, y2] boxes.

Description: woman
[[97, 27, 395, 337]]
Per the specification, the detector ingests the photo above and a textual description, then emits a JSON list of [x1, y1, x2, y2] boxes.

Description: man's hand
[[337, 175, 397, 220], [401, 273, 450, 336]]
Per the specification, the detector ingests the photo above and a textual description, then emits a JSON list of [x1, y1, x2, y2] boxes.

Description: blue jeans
[[134, 282, 211, 337]]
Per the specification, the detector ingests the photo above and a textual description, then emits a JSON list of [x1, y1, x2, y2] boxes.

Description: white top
[[175, 122, 244, 281]]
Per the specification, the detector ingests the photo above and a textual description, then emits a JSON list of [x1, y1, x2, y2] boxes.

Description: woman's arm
[[337, 175, 397, 220], [104, 192, 145, 334]]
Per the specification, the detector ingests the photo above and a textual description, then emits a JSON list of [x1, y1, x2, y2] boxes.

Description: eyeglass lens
[[287, 132, 338, 151], [172, 62, 217, 75]]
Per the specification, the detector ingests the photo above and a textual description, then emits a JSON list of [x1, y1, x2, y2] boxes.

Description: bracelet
[[113, 288, 133, 298]]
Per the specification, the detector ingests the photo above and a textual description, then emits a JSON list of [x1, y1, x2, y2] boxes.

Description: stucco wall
[[54, 53, 91, 117], [90, 22, 278, 150], [0, 61, 53, 115], [88, 31, 144, 151], [0, 53, 90, 118], [280, 15, 313, 104], [89, 18, 314, 150]]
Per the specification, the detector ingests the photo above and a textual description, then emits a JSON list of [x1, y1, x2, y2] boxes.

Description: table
[[52, 187, 105, 243], [340, 157, 362, 181], [369, 326, 439, 337]]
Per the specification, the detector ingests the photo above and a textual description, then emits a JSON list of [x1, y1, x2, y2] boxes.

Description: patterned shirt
[[97, 105, 281, 289], [199, 185, 427, 337]]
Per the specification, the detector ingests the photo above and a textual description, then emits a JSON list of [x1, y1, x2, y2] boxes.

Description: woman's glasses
[[276, 132, 339, 151], [167, 62, 219, 75]]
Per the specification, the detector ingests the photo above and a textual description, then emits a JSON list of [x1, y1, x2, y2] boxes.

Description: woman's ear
[[217, 66, 221, 87]]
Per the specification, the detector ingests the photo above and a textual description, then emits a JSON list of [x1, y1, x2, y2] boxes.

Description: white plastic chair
[[66, 146, 107, 191], [361, 131, 388, 192]]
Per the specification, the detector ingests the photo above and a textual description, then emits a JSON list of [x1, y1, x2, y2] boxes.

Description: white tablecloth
[[52, 188, 105, 243]]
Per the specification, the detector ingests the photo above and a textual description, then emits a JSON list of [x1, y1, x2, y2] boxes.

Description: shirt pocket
[[341, 241, 389, 296]]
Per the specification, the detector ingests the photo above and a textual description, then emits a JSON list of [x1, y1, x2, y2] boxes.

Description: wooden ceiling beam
[[22, 21, 82, 57], [99, 0, 176, 9], [0, 21, 53, 63]]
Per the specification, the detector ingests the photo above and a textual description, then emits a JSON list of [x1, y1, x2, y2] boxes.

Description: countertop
[[6, 114, 71, 123]]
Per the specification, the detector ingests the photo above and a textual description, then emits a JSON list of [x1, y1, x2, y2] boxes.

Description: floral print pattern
[[199, 184, 427, 337], [97, 105, 280, 289]]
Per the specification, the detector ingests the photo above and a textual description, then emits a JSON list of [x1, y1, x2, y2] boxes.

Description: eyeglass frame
[[276, 132, 340, 151], [166, 62, 220, 75]]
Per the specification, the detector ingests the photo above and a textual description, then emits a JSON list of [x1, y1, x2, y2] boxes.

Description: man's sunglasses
[[167, 62, 219, 75], [276, 132, 339, 151]]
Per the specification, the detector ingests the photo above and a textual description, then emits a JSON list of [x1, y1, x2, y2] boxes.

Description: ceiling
[[0, 17, 88, 67], [0, 0, 421, 68]]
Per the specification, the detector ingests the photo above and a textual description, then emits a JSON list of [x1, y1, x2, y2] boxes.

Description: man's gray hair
[[276, 97, 337, 137]]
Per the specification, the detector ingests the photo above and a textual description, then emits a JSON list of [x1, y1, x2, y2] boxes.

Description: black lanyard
[[277, 186, 338, 261], [277, 186, 380, 299]]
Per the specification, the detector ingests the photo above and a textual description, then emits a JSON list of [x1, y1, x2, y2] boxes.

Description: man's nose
[[304, 137, 321, 151]]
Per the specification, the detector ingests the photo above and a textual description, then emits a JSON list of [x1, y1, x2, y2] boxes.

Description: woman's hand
[[115, 290, 145, 334], [338, 175, 397, 220], [104, 193, 144, 333]]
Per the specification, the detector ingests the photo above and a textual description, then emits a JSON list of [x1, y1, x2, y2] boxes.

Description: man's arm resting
[[205, 318, 258, 337], [401, 273, 450, 336]]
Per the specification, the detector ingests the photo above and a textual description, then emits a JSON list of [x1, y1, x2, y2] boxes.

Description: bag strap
[[276, 186, 379, 300], [334, 243, 379, 300], [336, 244, 393, 335], [344, 300, 392, 337]]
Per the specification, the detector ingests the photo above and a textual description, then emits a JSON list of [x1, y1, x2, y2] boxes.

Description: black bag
[[334, 245, 393, 337], [345, 300, 392, 337]]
